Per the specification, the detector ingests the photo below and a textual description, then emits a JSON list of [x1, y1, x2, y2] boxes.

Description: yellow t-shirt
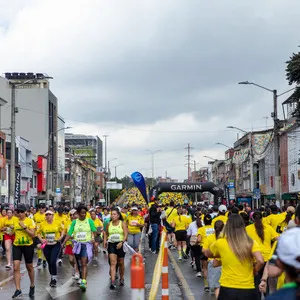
[[264, 214, 285, 230], [13, 217, 36, 246], [64, 219, 73, 246], [210, 238, 260, 289], [3, 216, 18, 235], [172, 215, 191, 232], [165, 207, 178, 224], [37, 220, 64, 243], [197, 225, 215, 246], [212, 215, 228, 227], [203, 233, 217, 261], [92, 218, 103, 228], [0, 217, 5, 240], [121, 213, 127, 222], [246, 223, 279, 261], [127, 214, 144, 234], [54, 214, 68, 228]]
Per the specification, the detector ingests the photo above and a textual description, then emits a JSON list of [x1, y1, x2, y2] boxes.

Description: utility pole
[[273, 90, 280, 204], [9, 84, 16, 206], [185, 144, 193, 183], [103, 135, 108, 174]]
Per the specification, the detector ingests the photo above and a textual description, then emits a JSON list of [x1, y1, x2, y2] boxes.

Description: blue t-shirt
[[266, 287, 297, 300]]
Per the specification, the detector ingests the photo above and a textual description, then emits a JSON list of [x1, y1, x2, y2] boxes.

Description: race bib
[[45, 233, 55, 243], [109, 233, 121, 243], [75, 232, 87, 242], [6, 227, 13, 234], [206, 228, 214, 236]]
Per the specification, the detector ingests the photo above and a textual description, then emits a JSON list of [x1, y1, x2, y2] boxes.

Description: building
[[65, 133, 103, 168], [0, 73, 59, 200], [0, 131, 6, 203]]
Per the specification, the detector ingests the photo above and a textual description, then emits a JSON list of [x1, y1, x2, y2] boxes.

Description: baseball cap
[[70, 209, 77, 215], [131, 207, 138, 211], [45, 210, 54, 215], [219, 205, 227, 213], [277, 227, 300, 269]]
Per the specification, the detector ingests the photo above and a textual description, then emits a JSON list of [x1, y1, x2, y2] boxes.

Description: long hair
[[253, 211, 264, 243], [214, 220, 224, 239], [204, 214, 212, 226], [284, 210, 294, 225], [224, 214, 253, 262]]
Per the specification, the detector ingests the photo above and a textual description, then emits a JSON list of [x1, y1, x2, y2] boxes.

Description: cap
[[277, 227, 300, 269], [70, 209, 77, 215], [45, 210, 54, 215], [219, 205, 227, 213], [131, 207, 138, 211], [287, 206, 295, 214], [57, 207, 64, 213], [208, 205, 213, 209]]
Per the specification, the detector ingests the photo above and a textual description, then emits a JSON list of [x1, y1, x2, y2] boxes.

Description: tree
[[285, 47, 300, 118]]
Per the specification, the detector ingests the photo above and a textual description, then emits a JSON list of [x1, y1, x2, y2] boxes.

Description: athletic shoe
[[103, 250, 107, 254], [37, 259, 42, 270], [58, 259, 62, 266], [12, 289, 22, 299], [196, 272, 202, 277], [80, 279, 87, 291], [43, 260, 47, 268], [190, 261, 195, 268], [171, 245, 177, 250], [178, 257, 182, 262], [74, 272, 80, 280], [5, 264, 12, 269], [72, 268, 76, 278], [150, 250, 156, 254], [119, 279, 125, 286], [182, 252, 188, 259], [29, 286, 35, 298], [51, 279, 57, 288], [110, 280, 116, 290], [77, 279, 82, 285], [204, 286, 210, 293]]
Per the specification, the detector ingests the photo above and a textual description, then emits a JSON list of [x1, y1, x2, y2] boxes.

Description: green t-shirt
[[68, 218, 96, 236]]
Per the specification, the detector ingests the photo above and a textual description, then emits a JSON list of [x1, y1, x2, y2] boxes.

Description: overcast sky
[[0, 0, 299, 181]]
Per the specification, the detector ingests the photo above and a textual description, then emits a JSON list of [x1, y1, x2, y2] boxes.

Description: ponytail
[[253, 211, 264, 243], [214, 220, 224, 239], [284, 211, 293, 225]]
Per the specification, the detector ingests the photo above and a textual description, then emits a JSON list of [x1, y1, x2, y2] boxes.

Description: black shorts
[[175, 230, 187, 242], [200, 252, 208, 261], [107, 242, 126, 258], [13, 244, 35, 264], [218, 286, 256, 300]]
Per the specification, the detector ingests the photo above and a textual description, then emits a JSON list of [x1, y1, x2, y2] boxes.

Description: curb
[[168, 250, 195, 300]]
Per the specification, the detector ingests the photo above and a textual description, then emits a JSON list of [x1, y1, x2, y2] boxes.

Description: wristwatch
[[23, 227, 27, 230]]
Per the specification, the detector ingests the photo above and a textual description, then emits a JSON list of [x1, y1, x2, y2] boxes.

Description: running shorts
[[107, 242, 126, 258], [13, 244, 35, 264], [175, 230, 187, 242]]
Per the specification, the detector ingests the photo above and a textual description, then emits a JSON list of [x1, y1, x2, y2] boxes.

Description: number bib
[[206, 228, 214, 236], [130, 220, 138, 226], [75, 232, 87, 242], [45, 233, 55, 243], [109, 233, 121, 243]]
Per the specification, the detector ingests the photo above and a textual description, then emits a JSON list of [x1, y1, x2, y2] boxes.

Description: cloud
[[0, 0, 299, 180]]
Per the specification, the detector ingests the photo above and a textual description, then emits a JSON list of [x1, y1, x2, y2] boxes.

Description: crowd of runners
[[0, 202, 145, 298], [1, 197, 300, 300]]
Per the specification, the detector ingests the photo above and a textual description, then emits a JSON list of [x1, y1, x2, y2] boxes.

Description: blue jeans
[[151, 223, 159, 252]]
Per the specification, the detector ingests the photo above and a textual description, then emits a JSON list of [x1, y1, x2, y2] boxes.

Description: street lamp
[[215, 142, 231, 149], [112, 164, 123, 179], [239, 81, 296, 204], [107, 158, 117, 180], [226, 126, 248, 134], [146, 149, 161, 187], [46, 126, 72, 204], [8, 74, 53, 205]]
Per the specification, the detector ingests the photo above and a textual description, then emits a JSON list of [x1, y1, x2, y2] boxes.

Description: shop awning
[[281, 193, 298, 200], [266, 194, 276, 200]]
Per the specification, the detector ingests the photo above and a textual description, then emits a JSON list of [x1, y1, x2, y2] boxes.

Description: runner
[[37, 210, 65, 287], [33, 203, 47, 269], [12, 203, 36, 299], [103, 207, 128, 290], [207, 214, 264, 300], [126, 206, 144, 252], [2, 208, 16, 269], [62, 204, 97, 291], [64, 209, 80, 280], [90, 209, 103, 258]]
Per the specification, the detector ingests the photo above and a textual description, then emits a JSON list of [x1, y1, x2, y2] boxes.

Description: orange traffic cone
[[131, 253, 145, 300]]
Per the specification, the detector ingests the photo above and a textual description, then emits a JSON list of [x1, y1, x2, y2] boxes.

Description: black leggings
[[191, 245, 202, 272], [43, 243, 61, 276]]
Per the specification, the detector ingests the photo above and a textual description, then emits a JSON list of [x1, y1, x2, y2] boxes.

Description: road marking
[[46, 277, 79, 299], [168, 250, 195, 300]]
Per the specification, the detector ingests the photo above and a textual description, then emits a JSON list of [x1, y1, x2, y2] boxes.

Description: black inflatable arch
[[150, 182, 223, 205]]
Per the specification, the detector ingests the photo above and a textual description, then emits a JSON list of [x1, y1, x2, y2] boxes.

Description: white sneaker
[[74, 273, 80, 280], [37, 264, 42, 270], [196, 272, 202, 277], [178, 257, 182, 262]]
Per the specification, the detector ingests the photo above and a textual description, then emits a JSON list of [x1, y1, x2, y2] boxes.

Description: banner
[[15, 167, 21, 204], [131, 172, 148, 202]]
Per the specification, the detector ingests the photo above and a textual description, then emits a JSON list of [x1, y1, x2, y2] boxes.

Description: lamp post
[[0, 98, 7, 204], [8, 75, 53, 206], [238, 81, 296, 204], [215, 142, 231, 149], [46, 126, 71, 205], [146, 150, 161, 187], [113, 164, 123, 179], [106, 158, 117, 206], [203, 155, 218, 161]]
